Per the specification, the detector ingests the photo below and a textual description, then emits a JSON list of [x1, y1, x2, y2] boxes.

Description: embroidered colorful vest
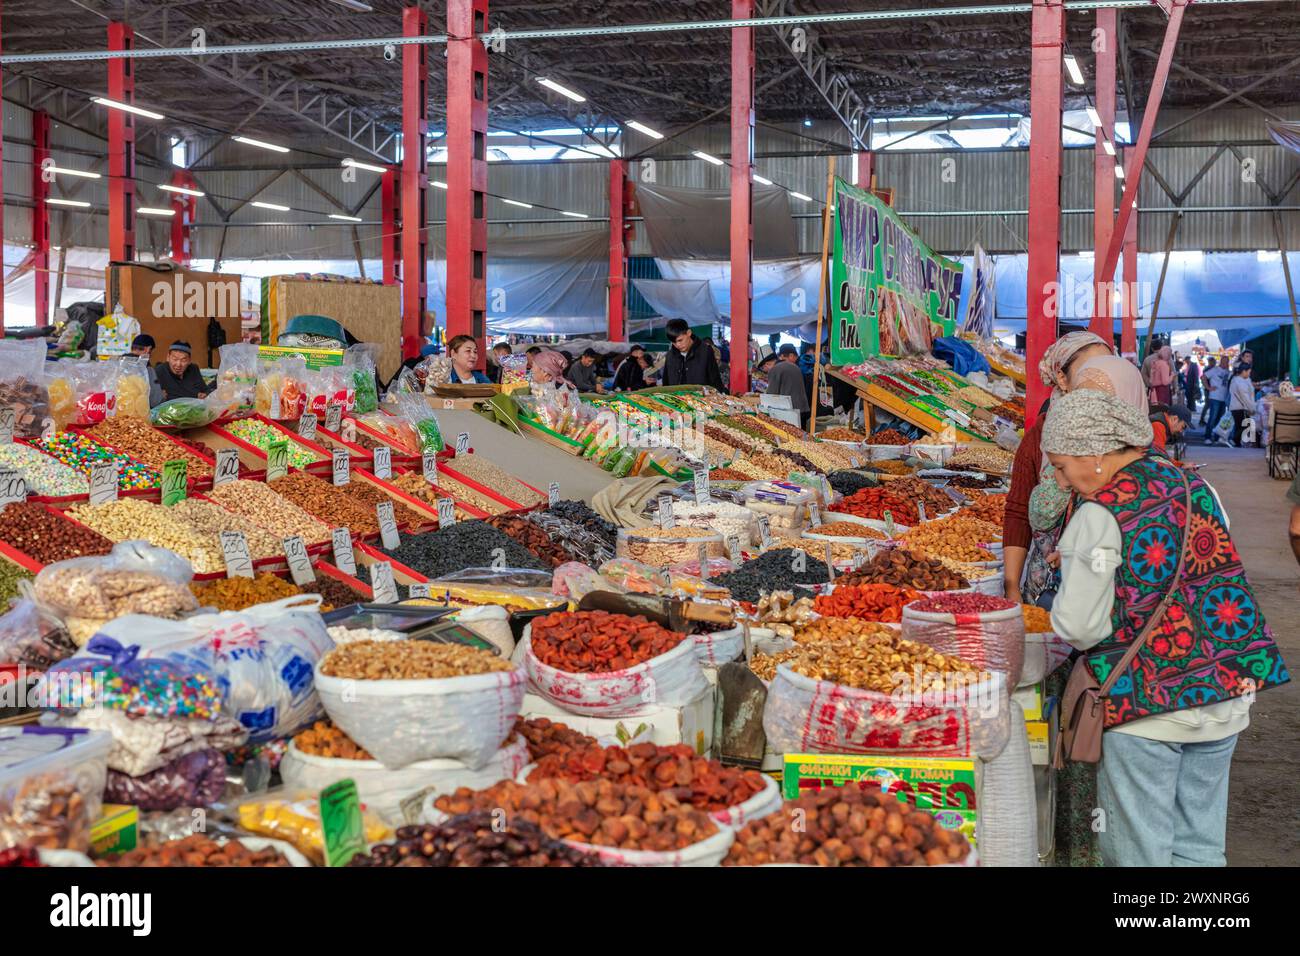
[[1087, 451, 1289, 728]]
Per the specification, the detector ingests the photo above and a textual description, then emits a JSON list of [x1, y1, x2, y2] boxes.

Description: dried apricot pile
[[813, 583, 919, 622], [529, 610, 687, 672]]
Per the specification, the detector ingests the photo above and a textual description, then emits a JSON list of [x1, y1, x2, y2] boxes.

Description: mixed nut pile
[[320, 639, 513, 680]]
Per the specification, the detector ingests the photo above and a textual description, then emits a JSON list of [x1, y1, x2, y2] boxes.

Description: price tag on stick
[[455, 432, 470, 455], [282, 535, 315, 585], [319, 779, 367, 868], [917, 501, 928, 523], [372, 446, 392, 480], [758, 515, 772, 549], [698, 543, 710, 582], [332, 448, 350, 487], [408, 583, 431, 599], [297, 412, 318, 442], [436, 497, 456, 527], [324, 402, 343, 433], [422, 453, 439, 484], [824, 542, 836, 582], [220, 531, 254, 579], [369, 562, 399, 604], [376, 501, 401, 550], [331, 528, 357, 576], [161, 459, 188, 506], [693, 468, 710, 504], [214, 448, 240, 486], [0, 470, 26, 507], [808, 502, 822, 527], [727, 535, 742, 564], [548, 482, 560, 507], [89, 462, 119, 505], [657, 495, 675, 529], [266, 441, 289, 482], [884, 510, 896, 538], [0, 405, 14, 444]]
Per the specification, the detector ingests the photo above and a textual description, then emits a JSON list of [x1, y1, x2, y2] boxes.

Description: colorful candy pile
[[0, 443, 88, 496], [28, 431, 158, 490], [224, 418, 320, 468]]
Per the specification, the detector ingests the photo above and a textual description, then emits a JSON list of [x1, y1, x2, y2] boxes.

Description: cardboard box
[[105, 263, 243, 365], [518, 687, 715, 756], [91, 804, 139, 857], [260, 275, 402, 382]]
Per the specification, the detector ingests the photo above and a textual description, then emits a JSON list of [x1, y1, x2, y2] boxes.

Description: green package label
[[161, 459, 188, 506], [319, 778, 368, 868]]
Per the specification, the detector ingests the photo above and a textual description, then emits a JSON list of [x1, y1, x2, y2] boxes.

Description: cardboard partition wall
[[260, 276, 402, 382], [105, 263, 243, 366]]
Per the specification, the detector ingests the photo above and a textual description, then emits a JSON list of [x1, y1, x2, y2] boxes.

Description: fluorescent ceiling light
[[560, 211, 588, 219], [431, 180, 448, 189], [326, 0, 374, 10], [233, 135, 290, 154], [501, 198, 533, 209], [789, 191, 813, 202], [46, 198, 91, 208], [1085, 106, 1101, 127], [251, 200, 291, 211], [625, 120, 663, 140], [342, 158, 388, 174], [693, 151, 724, 166], [159, 183, 205, 197], [753, 174, 774, 186], [1102, 140, 1116, 156], [1114, 165, 1125, 179], [536, 78, 586, 103], [137, 207, 175, 216], [1063, 55, 1085, 86], [91, 96, 164, 120], [328, 213, 363, 222], [46, 166, 100, 179]]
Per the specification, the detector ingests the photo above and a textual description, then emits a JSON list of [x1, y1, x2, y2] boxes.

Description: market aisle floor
[[1194, 445, 1300, 866]]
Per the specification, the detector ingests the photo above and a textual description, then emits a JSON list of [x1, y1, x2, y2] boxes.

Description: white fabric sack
[[708, 774, 783, 831], [315, 663, 525, 770], [901, 602, 1025, 688], [456, 605, 515, 658], [764, 664, 1010, 761], [693, 625, 745, 666], [564, 826, 735, 867], [975, 698, 1038, 866], [280, 736, 530, 824], [1021, 631, 1072, 687], [520, 631, 710, 718]]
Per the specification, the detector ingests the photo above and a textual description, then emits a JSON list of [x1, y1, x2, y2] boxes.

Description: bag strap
[[1098, 471, 1193, 696]]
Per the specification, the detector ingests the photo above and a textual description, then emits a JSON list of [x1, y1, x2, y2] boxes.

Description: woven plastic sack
[[103, 748, 227, 811], [47, 707, 247, 777], [975, 698, 1037, 866], [520, 631, 710, 718], [763, 664, 1010, 761], [901, 602, 1025, 688], [565, 826, 735, 867], [709, 774, 783, 830], [280, 735, 530, 825], [693, 625, 745, 666], [314, 664, 526, 770]]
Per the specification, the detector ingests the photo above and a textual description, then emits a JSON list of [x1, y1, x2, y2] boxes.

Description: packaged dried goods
[[48, 707, 247, 777], [212, 342, 259, 418], [813, 583, 919, 622], [149, 397, 221, 429], [113, 356, 151, 419], [254, 355, 308, 420], [350, 812, 606, 867], [103, 748, 226, 811], [0, 726, 110, 852], [345, 344, 381, 414], [0, 340, 51, 438], [664, 499, 758, 545], [55, 360, 121, 427], [0, 502, 113, 564], [722, 785, 973, 867], [99, 833, 294, 867], [0, 599, 76, 670], [41, 635, 222, 721], [231, 789, 392, 865], [315, 639, 525, 769]]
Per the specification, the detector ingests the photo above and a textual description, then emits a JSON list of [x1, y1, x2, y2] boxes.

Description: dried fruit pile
[[813, 583, 919, 622], [514, 717, 597, 763], [723, 785, 972, 866], [526, 742, 767, 812], [962, 492, 1008, 524], [293, 719, 374, 760], [98, 834, 293, 867], [830, 487, 919, 525], [434, 779, 719, 852], [881, 477, 957, 518], [190, 573, 302, 611], [529, 610, 687, 673], [1022, 604, 1052, 632], [713, 548, 832, 603], [910, 593, 1017, 614], [838, 549, 968, 591], [827, 469, 879, 496], [818, 427, 866, 442], [898, 520, 998, 563], [782, 618, 976, 694], [349, 813, 606, 867], [486, 514, 576, 568], [808, 521, 887, 540], [867, 428, 911, 445]]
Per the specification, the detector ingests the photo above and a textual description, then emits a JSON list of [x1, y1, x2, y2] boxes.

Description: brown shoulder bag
[[1052, 475, 1191, 769]]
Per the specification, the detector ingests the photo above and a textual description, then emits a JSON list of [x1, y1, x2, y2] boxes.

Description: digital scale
[[321, 604, 500, 655]]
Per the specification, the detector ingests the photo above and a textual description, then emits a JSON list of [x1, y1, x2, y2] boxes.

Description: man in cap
[[155, 340, 210, 401], [766, 343, 811, 427]]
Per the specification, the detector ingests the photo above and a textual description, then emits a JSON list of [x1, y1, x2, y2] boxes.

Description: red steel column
[[31, 111, 51, 324], [399, 7, 429, 360], [0, 12, 5, 334], [107, 22, 136, 263], [167, 170, 197, 266], [1025, 0, 1065, 424], [446, 0, 488, 365], [1121, 156, 1139, 356], [853, 151, 874, 190], [381, 166, 400, 286], [729, 0, 754, 396], [608, 159, 627, 342], [1091, 7, 1117, 341]]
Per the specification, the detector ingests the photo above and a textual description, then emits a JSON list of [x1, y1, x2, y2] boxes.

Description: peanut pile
[[320, 639, 513, 680], [723, 785, 972, 866], [206, 479, 331, 542], [434, 778, 720, 852]]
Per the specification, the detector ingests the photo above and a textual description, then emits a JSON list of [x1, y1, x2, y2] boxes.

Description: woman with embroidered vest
[[1043, 389, 1288, 866]]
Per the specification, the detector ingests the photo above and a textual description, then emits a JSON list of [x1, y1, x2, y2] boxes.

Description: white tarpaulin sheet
[[636, 182, 799, 260], [631, 278, 721, 324], [655, 256, 822, 334], [429, 229, 608, 336]]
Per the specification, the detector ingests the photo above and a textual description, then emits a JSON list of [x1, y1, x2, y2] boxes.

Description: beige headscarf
[[1041, 388, 1154, 458], [1038, 331, 1110, 387]]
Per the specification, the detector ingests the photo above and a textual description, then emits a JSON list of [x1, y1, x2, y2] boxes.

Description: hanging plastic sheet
[[655, 256, 822, 333], [635, 182, 799, 260], [630, 278, 722, 325], [428, 229, 609, 336]]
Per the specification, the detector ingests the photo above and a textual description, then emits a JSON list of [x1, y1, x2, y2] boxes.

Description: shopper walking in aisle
[[1043, 389, 1288, 867], [1003, 331, 1148, 868], [1201, 355, 1231, 440], [1229, 363, 1257, 447], [1184, 355, 1202, 412], [661, 318, 724, 391], [765, 344, 812, 428], [446, 335, 492, 385], [1147, 345, 1175, 406]]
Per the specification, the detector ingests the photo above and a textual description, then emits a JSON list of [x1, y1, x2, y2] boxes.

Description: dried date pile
[[486, 514, 576, 568], [434, 778, 719, 852], [349, 812, 606, 867], [99, 834, 292, 867], [723, 785, 972, 866], [526, 742, 767, 813], [529, 610, 687, 672], [837, 549, 969, 592]]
